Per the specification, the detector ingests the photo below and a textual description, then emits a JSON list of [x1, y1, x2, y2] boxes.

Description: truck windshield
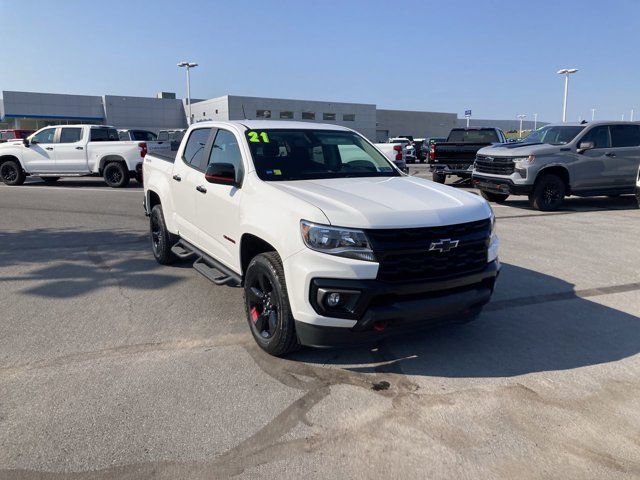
[[447, 129, 500, 143], [523, 125, 585, 145], [245, 129, 399, 181]]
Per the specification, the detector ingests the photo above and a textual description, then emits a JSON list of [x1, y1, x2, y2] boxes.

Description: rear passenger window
[[610, 125, 640, 148], [90, 128, 119, 142], [59, 128, 82, 143], [208, 129, 243, 182], [182, 128, 212, 170], [580, 126, 610, 149]]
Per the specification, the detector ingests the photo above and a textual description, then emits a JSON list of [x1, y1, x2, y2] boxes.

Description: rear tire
[[150, 205, 177, 265], [529, 174, 566, 211], [135, 172, 143, 185], [244, 252, 300, 356], [480, 190, 509, 202], [41, 177, 60, 184], [103, 162, 130, 188], [0, 160, 26, 186], [432, 172, 446, 184]]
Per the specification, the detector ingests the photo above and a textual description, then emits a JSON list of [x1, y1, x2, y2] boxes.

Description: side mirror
[[578, 141, 595, 153], [23, 137, 30, 147], [205, 162, 239, 187]]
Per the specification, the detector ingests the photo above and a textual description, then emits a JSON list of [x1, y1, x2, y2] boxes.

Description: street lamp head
[[557, 68, 578, 74], [177, 62, 188, 67], [187, 63, 198, 68], [178, 61, 198, 68]]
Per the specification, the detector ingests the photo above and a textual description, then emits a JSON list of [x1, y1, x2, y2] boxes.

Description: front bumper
[[296, 260, 499, 347], [429, 163, 474, 177], [472, 174, 533, 195]]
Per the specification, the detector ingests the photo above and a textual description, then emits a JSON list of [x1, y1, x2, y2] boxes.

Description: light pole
[[631, 109, 635, 122], [591, 108, 596, 121], [178, 61, 198, 124], [533, 113, 538, 130], [557, 68, 578, 123], [517, 114, 527, 138]]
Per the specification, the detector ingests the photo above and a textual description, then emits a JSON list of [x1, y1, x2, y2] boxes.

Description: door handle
[[605, 152, 616, 157], [45, 147, 54, 151], [172, 174, 182, 181], [75, 146, 84, 150], [196, 185, 207, 194]]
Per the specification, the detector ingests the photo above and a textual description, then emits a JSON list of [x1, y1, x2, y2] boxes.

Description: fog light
[[326, 292, 341, 307]]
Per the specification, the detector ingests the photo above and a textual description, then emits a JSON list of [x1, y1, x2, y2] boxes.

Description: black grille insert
[[475, 155, 515, 175], [367, 219, 490, 283]]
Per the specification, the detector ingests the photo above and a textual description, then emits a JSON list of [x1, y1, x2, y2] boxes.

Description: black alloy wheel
[[0, 160, 25, 185], [246, 271, 279, 340]]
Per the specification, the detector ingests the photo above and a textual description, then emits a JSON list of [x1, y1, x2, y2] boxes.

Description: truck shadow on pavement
[[293, 262, 640, 378], [496, 194, 639, 214], [0, 228, 184, 298]]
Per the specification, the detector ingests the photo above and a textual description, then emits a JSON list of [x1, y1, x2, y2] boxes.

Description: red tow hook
[[373, 321, 388, 332]]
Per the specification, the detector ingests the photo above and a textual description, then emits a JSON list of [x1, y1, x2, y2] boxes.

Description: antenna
[[241, 104, 247, 119]]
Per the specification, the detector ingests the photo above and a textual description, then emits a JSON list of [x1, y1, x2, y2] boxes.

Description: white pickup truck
[[0, 125, 148, 187], [144, 120, 499, 355]]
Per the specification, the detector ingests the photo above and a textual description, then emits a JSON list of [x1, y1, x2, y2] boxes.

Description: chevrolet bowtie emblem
[[429, 238, 460, 253]]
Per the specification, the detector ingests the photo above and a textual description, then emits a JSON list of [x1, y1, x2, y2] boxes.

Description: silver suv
[[472, 122, 640, 210]]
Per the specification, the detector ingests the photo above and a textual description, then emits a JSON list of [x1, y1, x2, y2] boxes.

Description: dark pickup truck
[[429, 127, 506, 183]]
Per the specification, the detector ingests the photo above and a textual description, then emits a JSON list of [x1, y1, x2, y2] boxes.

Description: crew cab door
[[609, 124, 640, 187], [572, 125, 618, 190], [171, 127, 213, 245], [54, 127, 89, 172], [23, 127, 57, 172], [195, 128, 243, 271]]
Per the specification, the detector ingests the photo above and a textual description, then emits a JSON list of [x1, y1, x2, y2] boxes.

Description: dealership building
[[0, 90, 541, 141]]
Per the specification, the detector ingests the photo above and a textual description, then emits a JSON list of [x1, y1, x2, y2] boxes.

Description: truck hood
[[478, 142, 563, 157], [269, 176, 491, 229]]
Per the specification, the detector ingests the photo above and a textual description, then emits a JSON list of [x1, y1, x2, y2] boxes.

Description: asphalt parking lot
[[1, 172, 639, 479]]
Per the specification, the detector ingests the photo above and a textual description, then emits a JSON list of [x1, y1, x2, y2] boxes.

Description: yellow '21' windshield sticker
[[248, 131, 270, 143]]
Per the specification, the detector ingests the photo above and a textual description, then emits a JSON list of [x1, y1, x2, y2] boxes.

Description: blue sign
[[465, 109, 472, 117]]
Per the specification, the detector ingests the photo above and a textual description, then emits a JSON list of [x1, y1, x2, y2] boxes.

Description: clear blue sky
[[1, 0, 638, 123]]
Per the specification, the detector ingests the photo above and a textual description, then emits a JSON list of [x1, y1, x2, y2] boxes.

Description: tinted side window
[[32, 128, 56, 144], [580, 126, 610, 149], [208, 129, 243, 182], [90, 128, 119, 142], [59, 128, 83, 143], [610, 125, 640, 148], [131, 130, 157, 141], [118, 131, 129, 140], [182, 128, 212, 170]]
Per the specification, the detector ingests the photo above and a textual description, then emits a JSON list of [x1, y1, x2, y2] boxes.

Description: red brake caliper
[[250, 307, 259, 323]]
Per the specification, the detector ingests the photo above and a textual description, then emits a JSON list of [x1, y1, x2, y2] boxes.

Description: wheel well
[[536, 166, 571, 194], [0, 155, 21, 169], [147, 190, 161, 210], [99, 155, 127, 174], [240, 234, 276, 275]]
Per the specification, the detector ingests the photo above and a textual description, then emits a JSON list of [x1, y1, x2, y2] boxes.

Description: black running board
[[172, 239, 242, 287]]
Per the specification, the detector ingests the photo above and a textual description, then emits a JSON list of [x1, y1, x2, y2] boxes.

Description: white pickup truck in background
[[0, 125, 149, 187], [372, 142, 408, 172]]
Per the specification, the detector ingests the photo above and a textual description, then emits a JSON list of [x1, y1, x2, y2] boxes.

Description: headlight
[[512, 155, 535, 166], [300, 220, 376, 262]]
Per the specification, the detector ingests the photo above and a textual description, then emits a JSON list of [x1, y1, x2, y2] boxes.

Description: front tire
[[244, 252, 300, 356], [0, 160, 26, 186], [432, 172, 446, 184], [529, 174, 566, 211], [150, 205, 177, 265], [480, 190, 509, 202], [103, 162, 130, 188]]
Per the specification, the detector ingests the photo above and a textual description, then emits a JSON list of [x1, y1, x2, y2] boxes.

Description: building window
[[280, 111, 294, 119], [323, 113, 336, 121], [343, 114, 356, 122], [302, 112, 315, 120], [256, 110, 272, 119]]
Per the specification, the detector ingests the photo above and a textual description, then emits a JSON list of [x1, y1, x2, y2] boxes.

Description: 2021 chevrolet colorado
[[143, 120, 500, 355]]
